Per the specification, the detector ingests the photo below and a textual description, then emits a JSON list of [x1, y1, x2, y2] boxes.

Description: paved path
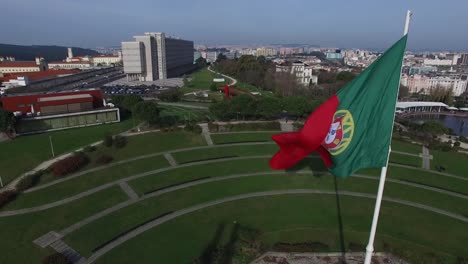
[[83, 189, 468, 263], [50, 239, 85, 264], [0, 155, 273, 217], [210, 130, 279, 135], [391, 150, 421, 158], [422, 145, 431, 170], [280, 121, 294, 132], [208, 66, 237, 86], [25, 142, 273, 193], [118, 182, 139, 200], [199, 123, 214, 145], [163, 153, 177, 166]]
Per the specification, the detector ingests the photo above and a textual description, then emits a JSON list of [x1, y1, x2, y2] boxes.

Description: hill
[[0, 43, 99, 62]]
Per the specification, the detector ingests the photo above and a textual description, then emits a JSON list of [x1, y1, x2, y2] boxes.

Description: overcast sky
[[1, 0, 467, 51]]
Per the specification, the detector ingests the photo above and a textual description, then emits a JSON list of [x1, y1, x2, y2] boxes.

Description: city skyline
[[1, 0, 467, 51]]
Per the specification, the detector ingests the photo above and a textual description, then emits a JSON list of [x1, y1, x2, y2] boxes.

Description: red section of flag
[[269, 94, 339, 170], [224, 85, 230, 98]]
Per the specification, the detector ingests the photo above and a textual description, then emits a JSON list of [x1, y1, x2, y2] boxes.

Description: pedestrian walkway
[[421, 145, 431, 170], [49, 239, 85, 264], [163, 153, 177, 166], [280, 121, 294, 132], [118, 182, 139, 200], [199, 123, 214, 145], [208, 66, 237, 86]]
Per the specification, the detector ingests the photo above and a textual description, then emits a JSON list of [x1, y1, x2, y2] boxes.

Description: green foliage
[[16, 171, 44, 191], [158, 89, 182, 102], [421, 121, 449, 135], [336, 71, 356, 82], [256, 97, 281, 119], [208, 122, 280, 132], [210, 83, 219, 92], [0, 107, 16, 132], [113, 135, 127, 148], [281, 96, 315, 118], [0, 190, 17, 209], [133, 101, 160, 124], [230, 94, 257, 119], [184, 121, 202, 134], [110, 95, 143, 113], [83, 145, 96, 152], [209, 100, 232, 121], [195, 57, 207, 69], [103, 134, 113, 147], [216, 53, 227, 62], [454, 141, 461, 147], [429, 86, 453, 105]]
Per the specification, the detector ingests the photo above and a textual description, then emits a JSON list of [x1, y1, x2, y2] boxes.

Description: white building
[[48, 61, 92, 69], [92, 53, 122, 65], [122, 32, 194, 81], [276, 61, 318, 86], [423, 58, 453, 66], [401, 74, 468, 96]]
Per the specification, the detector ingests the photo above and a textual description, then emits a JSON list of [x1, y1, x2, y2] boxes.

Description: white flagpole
[[363, 10, 412, 264]]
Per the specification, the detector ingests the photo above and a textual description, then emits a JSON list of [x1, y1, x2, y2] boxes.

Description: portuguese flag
[[270, 35, 408, 177]]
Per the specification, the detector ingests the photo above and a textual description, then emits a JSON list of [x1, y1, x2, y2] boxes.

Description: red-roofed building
[[0, 69, 80, 83], [0, 58, 48, 73], [48, 61, 92, 69]]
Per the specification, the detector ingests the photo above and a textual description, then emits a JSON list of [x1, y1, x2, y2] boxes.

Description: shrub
[[184, 122, 202, 134], [103, 134, 113, 147], [16, 171, 43, 191], [158, 89, 182, 102], [83, 145, 96, 152], [0, 190, 17, 209], [95, 155, 114, 165], [454, 141, 461, 147], [113, 135, 127, 148], [52, 153, 89, 177], [41, 253, 69, 264]]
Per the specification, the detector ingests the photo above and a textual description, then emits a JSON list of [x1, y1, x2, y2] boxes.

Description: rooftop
[[0, 69, 80, 82], [396, 101, 449, 108], [0, 61, 38, 68]]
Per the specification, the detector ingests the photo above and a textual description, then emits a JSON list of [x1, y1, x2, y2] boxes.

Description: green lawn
[[172, 144, 278, 164], [235, 81, 273, 97], [0, 186, 128, 264], [159, 105, 212, 123], [391, 139, 422, 154], [389, 153, 421, 167], [180, 68, 227, 93], [0, 119, 133, 185], [211, 132, 277, 144], [430, 150, 468, 178], [1, 155, 169, 210], [84, 190, 467, 263]]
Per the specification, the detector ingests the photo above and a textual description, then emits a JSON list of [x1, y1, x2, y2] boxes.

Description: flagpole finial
[[404, 10, 412, 35]]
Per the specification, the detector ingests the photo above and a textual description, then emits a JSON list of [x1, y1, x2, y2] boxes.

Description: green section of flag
[[330, 35, 408, 177]]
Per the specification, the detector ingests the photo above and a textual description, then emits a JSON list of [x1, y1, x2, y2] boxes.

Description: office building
[[121, 32, 194, 81]]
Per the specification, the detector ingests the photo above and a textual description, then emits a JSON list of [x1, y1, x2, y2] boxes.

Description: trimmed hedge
[[113, 135, 127, 148], [95, 155, 114, 165], [0, 190, 17, 209], [16, 170, 44, 191], [51, 153, 89, 177]]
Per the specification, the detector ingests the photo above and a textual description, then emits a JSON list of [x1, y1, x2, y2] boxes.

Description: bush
[[16, 171, 43, 191], [184, 122, 202, 134], [113, 135, 127, 148], [95, 155, 114, 165], [210, 82, 218, 92], [51, 153, 89, 177], [133, 101, 160, 124], [0, 190, 17, 209], [454, 141, 461, 147], [83, 145, 96, 152], [103, 134, 113, 147], [158, 89, 182, 102], [41, 253, 69, 264]]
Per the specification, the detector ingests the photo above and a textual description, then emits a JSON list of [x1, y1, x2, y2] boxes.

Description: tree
[[256, 97, 281, 119], [216, 53, 227, 62], [421, 121, 449, 135], [209, 100, 232, 120], [158, 89, 182, 102], [429, 86, 453, 105], [230, 94, 257, 119], [110, 95, 142, 113], [210, 83, 218, 92], [281, 96, 315, 118], [0, 108, 15, 133], [336, 71, 356, 82], [133, 101, 160, 124], [195, 57, 207, 69], [398, 85, 409, 98]]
